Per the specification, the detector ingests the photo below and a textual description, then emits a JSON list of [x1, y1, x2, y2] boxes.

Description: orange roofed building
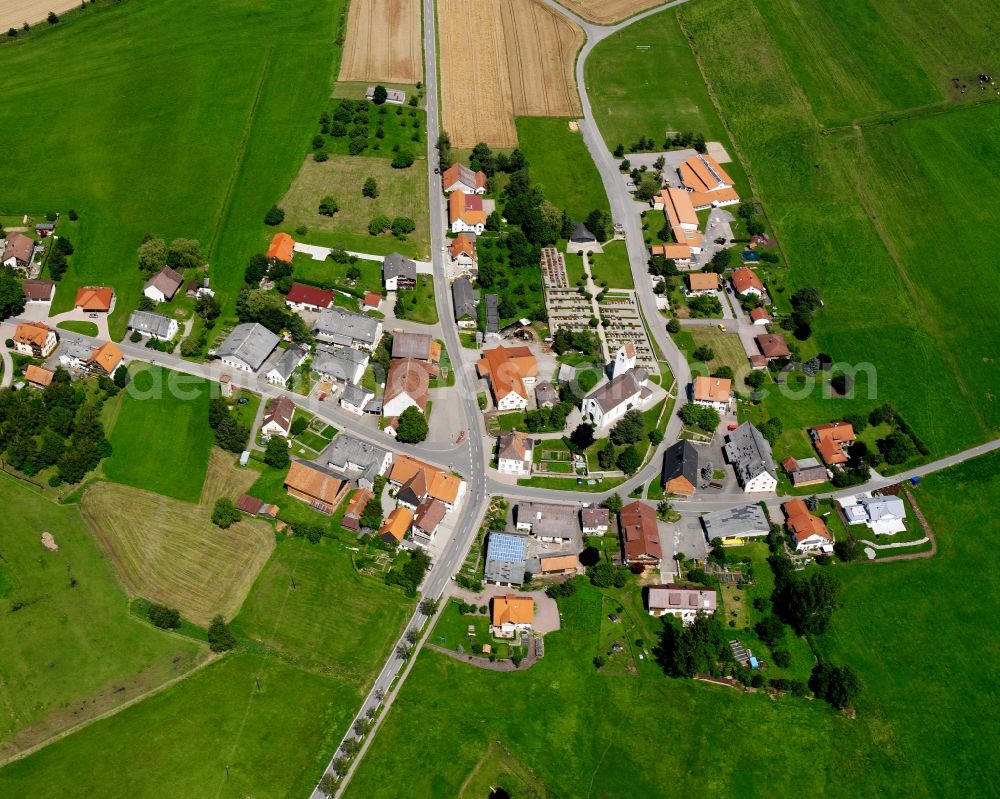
[[477, 345, 538, 412], [449, 191, 487, 234], [14, 321, 58, 358], [74, 286, 115, 313], [692, 375, 732, 413], [490, 594, 534, 637], [677, 153, 740, 209], [811, 422, 856, 465], [87, 341, 123, 375], [25, 364, 55, 388], [389, 454, 466, 510], [379, 507, 414, 545], [731, 267, 765, 296], [448, 233, 477, 267], [266, 232, 295, 264], [782, 499, 833, 553], [283, 460, 344, 511]]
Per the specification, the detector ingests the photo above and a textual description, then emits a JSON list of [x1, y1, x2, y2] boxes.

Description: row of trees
[[208, 397, 250, 454], [137, 235, 202, 276]]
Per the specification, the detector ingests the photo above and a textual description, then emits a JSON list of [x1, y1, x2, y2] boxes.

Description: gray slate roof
[[661, 439, 700, 490], [313, 308, 381, 347], [516, 502, 578, 540], [268, 344, 307, 382], [534, 380, 559, 407], [723, 422, 777, 485], [312, 344, 368, 381], [341, 382, 373, 409], [61, 337, 94, 362], [392, 332, 433, 360], [216, 323, 280, 371], [452, 277, 477, 321], [325, 433, 389, 488], [485, 294, 499, 333], [585, 370, 641, 413], [382, 252, 416, 282], [128, 310, 175, 339], [700, 504, 770, 540]]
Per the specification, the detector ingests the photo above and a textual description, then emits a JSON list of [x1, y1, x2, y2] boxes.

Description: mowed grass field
[[338, 0, 422, 84], [103, 366, 212, 502], [345, 453, 1000, 798], [281, 154, 430, 259], [0, 0, 346, 336], [514, 117, 608, 220], [233, 536, 413, 689], [0, 653, 356, 799], [0, 476, 205, 761], [675, 0, 1000, 454]]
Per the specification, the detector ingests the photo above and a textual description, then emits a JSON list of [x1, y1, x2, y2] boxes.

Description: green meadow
[[346, 451, 1000, 798], [0, 0, 347, 336], [103, 366, 213, 502], [0, 476, 204, 759]]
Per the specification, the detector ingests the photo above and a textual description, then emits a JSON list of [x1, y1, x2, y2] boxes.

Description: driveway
[[450, 584, 561, 634], [48, 307, 110, 339]]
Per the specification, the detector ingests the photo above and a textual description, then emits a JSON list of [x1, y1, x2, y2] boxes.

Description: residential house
[[215, 323, 279, 373], [283, 460, 343, 511], [534, 380, 558, 409], [285, 283, 333, 312], [649, 242, 694, 267], [87, 341, 123, 376], [581, 507, 610, 535], [781, 456, 828, 487], [661, 439, 700, 496], [811, 422, 856, 466], [497, 431, 533, 476], [449, 190, 487, 234], [477, 345, 538, 412], [341, 383, 375, 415], [341, 488, 374, 531], [382, 253, 417, 291], [379, 507, 414, 545], [620, 501, 663, 569], [265, 344, 308, 388], [838, 493, 907, 535], [490, 594, 534, 638], [755, 333, 791, 362], [13, 322, 58, 358], [611, 343, 637, 380], [312, 308, 383, 352], [677, 153, 740, 209], [647, 584, 718, 624], [25, 364, 55, 388], [452, 277, 477, 327], [22, 279, 54, 303], [731, 267, 764, 297], [2, 233, 34, 271], [383, 357, 430, 418], [261, 396, 295, 439], [59, 338, 96, 370], [685, 272, 719, 296], [700, 505, 770, 546], [581, 368, 650, 430], [441, 163, 487, 194], [750, 307, 771, 326], [412, 498, 447, 547], [143, 266, 184, 303], [127, 310, 178, 341], [312, 344, 368, 385], [782, 499, 833, 553], [515, 501, 577, 543], [483, 531, 528, 586], [392, 332, 438, 363], [448, 233, 477, 268], [73, 286, 115, 313], [389, 454, 466, 510], [325, 434, 391, 490], [34, 222, 55, 238], [266, 232, 294, 264], [539, 554, 579, 575], [724, 422, 778, 493], [692, 375, 731, 414]]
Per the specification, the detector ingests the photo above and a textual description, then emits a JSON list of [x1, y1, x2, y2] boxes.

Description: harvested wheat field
[[0, 0, 78, 30], [555, 0, 662, 25], [439, 0, 582, 147], [339, 0, 423, 84], [81, 479, 275, 626]]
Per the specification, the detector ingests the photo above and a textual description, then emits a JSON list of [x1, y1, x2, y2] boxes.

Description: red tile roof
[[286, 283, 333, 308]]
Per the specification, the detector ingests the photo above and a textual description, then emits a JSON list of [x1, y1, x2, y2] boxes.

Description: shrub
[[147, 603, 181, 629], [318, 196, 339, 216], [264, 205, 285, 226], [212, 497, 241, 528], [772, 649, 792, 668], [693, 344, 715, 362], [208, 615, 237, 652], [391, 151, 414, 169], [130, 330, 142, 343]]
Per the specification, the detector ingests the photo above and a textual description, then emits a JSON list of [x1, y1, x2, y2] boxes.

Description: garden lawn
[[55, 320, 98, 336], [0, 0, 347, 336], [292, 250, 384, 296], [588, 241, 633, 289], [393, 275, 439, 324], [0, 476, 204, 759], [514, 117, 609, 219], [678, 0, 1000, 455], [233, 536, 413, 690], [103, 366, 212, 503], [0, 653, 355, 799], [429, 599, 492, 652]]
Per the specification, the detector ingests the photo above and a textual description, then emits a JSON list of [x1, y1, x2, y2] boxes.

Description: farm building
[[449, 191, 487, 234], [383, 358, 431, 418], [312, 308, 383, 351], [283, 460, 344, 512], [441, 163, 487, 194], [477, 345, 538, 411], [661, 439, 700, 496], [215, 323, 279, 373], [677, 153, 739, 209], [483, 531, 528, 587], [128, 310, 178, 341], [452, 277, 477, 327], [22, 279, 54, 303], [379, 507, 414, 545]]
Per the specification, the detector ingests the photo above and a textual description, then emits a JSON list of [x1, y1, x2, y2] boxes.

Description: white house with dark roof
[[452, 277, 477, 328], [127, 310, 178, 341], [647, 584, 717, 624], [265, 344, 308, 388], [312, 308, 382, 352], [340, 383, 375, 416], [382, 253, 417, 291], [723, 422, 778, 493], [143, 266, 184, 304], [581, 368, 651, 430], [215, 323, 280, 373], [326, 433, 391, 489], [261, 396, 295, 439], [312, 344, 368, 385], [496, 431, 533, 476]]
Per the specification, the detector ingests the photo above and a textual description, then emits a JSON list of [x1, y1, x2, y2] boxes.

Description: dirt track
[[439, 0, 583, 147], [339, 0, 422, 84], [0, 0, 80, 31]]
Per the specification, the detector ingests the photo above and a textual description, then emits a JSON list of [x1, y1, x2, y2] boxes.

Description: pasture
[[679, 0, 1000, 453], [438, 0, 583, 147], [515, 117, 608, 219], [103, 366, 212, 502], [0, 653, 357, 798], [0, 476, 204, 761], [0, 0, 347, 334], [233, 536, 413, 690], [80, 481, 275, 626], [338, 0, 422, 84], [281, 155, 430, 259]]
